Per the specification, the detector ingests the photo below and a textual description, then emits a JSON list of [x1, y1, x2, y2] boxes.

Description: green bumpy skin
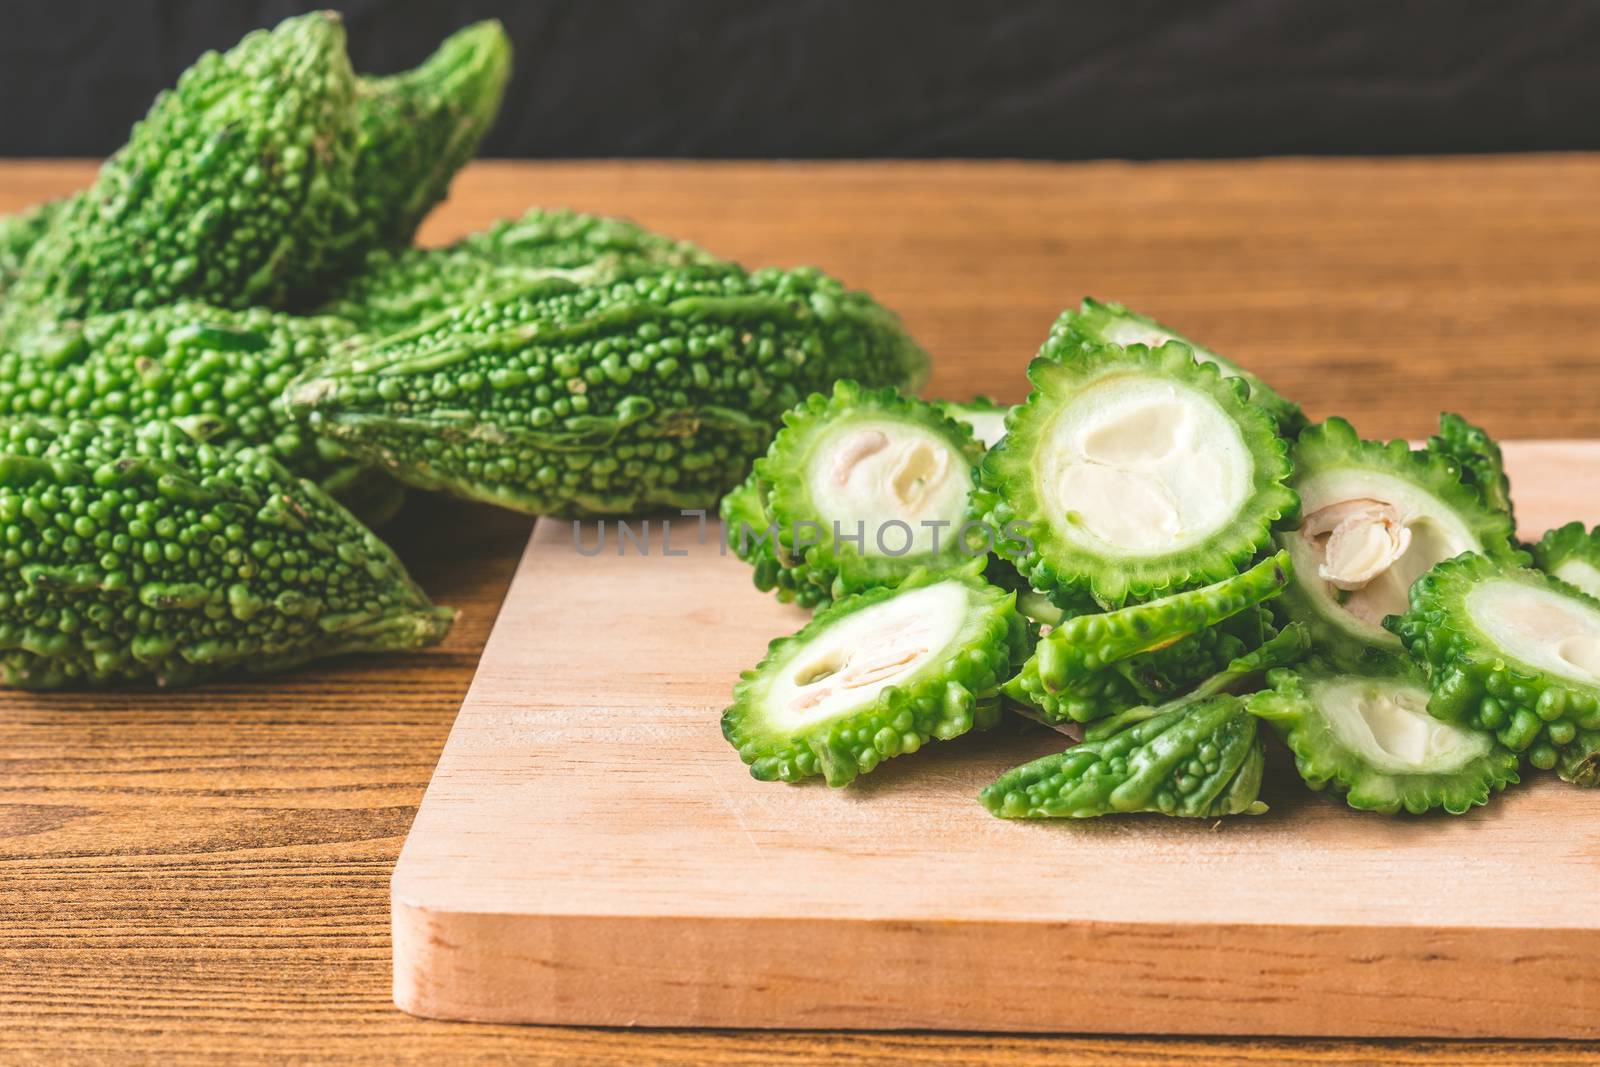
[[1531, 522, 1600, 598], [0, 198, 70, 304], [0, 418, 453, 689], [935, 396, 1011, 449], [980, 694, 1266, 819], [3, 13, 360, 335], [336, 21, 511, 269], [1003, 551, 1292, 723], [1054, 298, 1304, 432], [977, 339, 1297, 609], [720, 468, 828, 609], [721, 561, 1026, 786], [1248, 659, 1520, 815], [745, 381, 985, 605], [1275, 417, 1524, 671], [0, 304, 406, 521], [1388, 552, 1600, 762], [1426, 412, 1515, 528], [320, 208, 727, 336], [286, 266, 932, 517]]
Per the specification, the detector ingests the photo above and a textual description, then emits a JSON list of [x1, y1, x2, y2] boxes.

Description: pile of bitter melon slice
[[0, 13, 930, 688], [719, 299, 1600, 815]]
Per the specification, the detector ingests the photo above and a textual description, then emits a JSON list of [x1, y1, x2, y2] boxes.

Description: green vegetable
[[286, 266, 932, 517], [1388, 552, 1600, 764], [1275, 417, 1524, 670], [936, 396, 1010, 449], [1426, 412, 1515, 528], [722, 561, 1025, 786], [0, 303, 407, 522], [1054, 298, 1304, 432], [980, 694, 1267, 819], [1531, 521, 1600, 599], [0, 418, 453, 689], [0, 197, 69, 304], [731, 381, 984, 606], [1003, 551, 1292, 723], [337, 21, 512, 268], [3, 13, 360, 336], [975, 339, 1296, 609], [321, 207, 726, 335], [1248, 659, 1520, 814]]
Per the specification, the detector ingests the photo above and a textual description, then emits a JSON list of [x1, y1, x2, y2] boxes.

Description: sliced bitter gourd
[[1426, 412, 1515, 527], [1275, 418, 1524, 669], [980, 694, 1267, 819], [1248, 659, 1519, 814], [1388, 552, 1600, 763], [752, 381, 985, 603], [722, 561, 1026, 786], [1531, 522, 1600, 599], [1003, 551, 1292, 723], [720, 468, 828, 608], [977, 340, 1297, 608], [936, 397, 1011, 449], [1054, 298, 1304, 432]]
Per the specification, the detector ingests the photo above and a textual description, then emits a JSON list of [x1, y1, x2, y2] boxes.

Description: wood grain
[[4, 158, 1600, 1062]]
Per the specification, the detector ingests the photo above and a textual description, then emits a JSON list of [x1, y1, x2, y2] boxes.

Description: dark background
[[3, 0, 1598, 159]]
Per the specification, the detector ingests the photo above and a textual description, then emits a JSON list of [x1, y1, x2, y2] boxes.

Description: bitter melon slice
[[1003, 550, 1292, 723], [1054, 298, 1303, 431], [1426, 412, 1515, 527], [936, 397, 1011, 449], [752, 381, 985, 603], [719, 468, 827, 608], [1248, 659, 1519, 814], [1532, 522, 1600, 599], [1275, 418, 1523, 669], [722, 561, 1025, 786], [980, 693, 1267, 819], [1388, 552, 1600, 763], [978, 340, 1297, 608]]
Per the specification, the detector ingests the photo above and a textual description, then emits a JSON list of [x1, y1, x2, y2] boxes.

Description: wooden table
[[3, 158, 1599, 1064]]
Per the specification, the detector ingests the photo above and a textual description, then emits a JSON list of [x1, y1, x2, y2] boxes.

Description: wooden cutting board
[[391, 441, 1600, 1038]]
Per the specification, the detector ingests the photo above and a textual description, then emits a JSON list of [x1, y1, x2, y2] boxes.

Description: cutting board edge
[[390, 897, 1600, 1037]]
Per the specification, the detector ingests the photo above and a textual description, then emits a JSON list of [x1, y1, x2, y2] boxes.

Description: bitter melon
[[286, 266, 932, 517], [3, 13, 360, 335], [936, 397, 1010, 449], [1531, 522, 1600, 599], [0, 198, 68, 304], [321, 207, 726, 335], [0, 303, 407, 522], [977, 338, 1296, 608], [0, 418, 453, 689], [1248, 659, 1520, 814], [980, 693, 1268, 819], [732, 381, 985, 605], [721, 561, 1025, 786], [1388, 552, 1600, 765], [1275, 418, 1524, 669], [1054, 298, 1304, 431], [1426, 412, 1515, 527], [1003, 551, 1292, 723]]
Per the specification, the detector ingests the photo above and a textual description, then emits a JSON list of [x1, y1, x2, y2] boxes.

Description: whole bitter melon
[[0, 418, 453, 689], [1248, 659, 1520, 814], [729, 381, 984, 606], [321, 207, 726, 336], [1054, 298, 1304, 432], [722, 561, 1024, 786], [3, 13, 360, 336], [1388, 552, 1600, 769], [977, 338, 1297, 608], [0, 303, 406, 523], [1275, 417, 1524, 670], [286, 265, 932, 517]]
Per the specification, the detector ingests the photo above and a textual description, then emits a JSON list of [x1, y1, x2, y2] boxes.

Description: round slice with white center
[[753, 380, 985, 604], [1274, 417, 1524, 669], [978, 340, 1296, 607], [937, 396, 1012, 449], [1390, 552, 1600, 763], [1053, 298, 1303, 431], [1533, 521, 1600, 599], [721, 563, 1026, 786], [1248, 660, 1519, 814]]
